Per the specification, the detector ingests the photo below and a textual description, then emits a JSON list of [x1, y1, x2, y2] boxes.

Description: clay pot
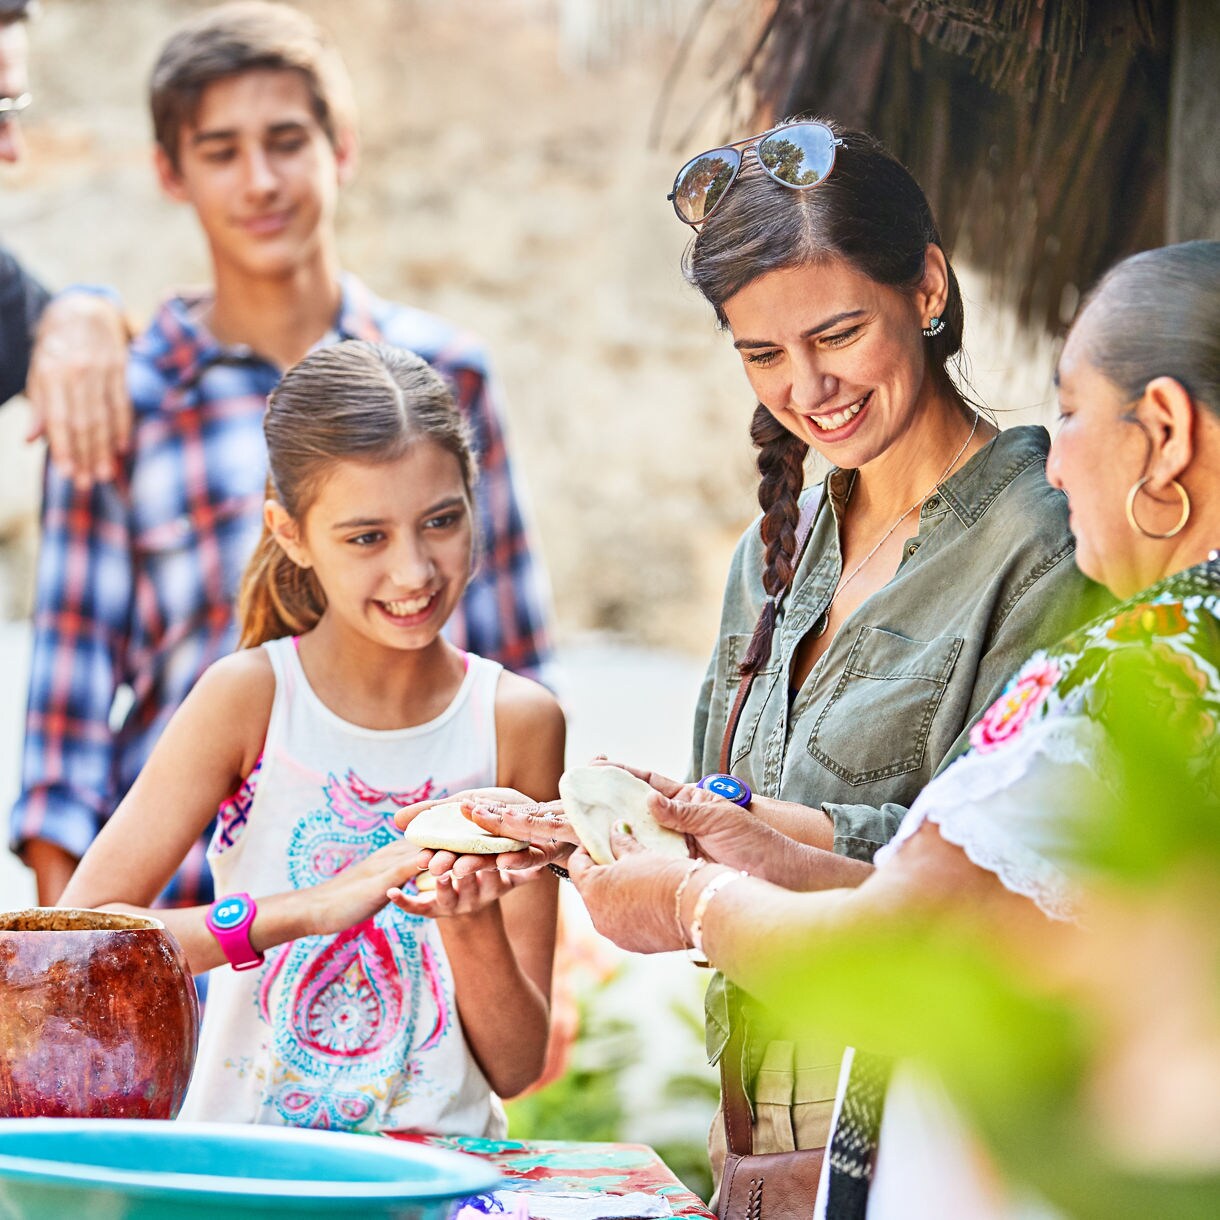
[[0, 908, 199, 1119]]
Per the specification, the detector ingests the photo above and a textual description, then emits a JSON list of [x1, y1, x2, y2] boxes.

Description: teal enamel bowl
[[0, 1119, 500, 1219]]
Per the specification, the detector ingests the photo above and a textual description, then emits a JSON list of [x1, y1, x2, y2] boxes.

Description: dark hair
[[685, 118, 966, 674], [1073, 240, 1220, 413], [0, 1, 35, 22], [238, 341, 477, 648], [150, 1, 355, 172]]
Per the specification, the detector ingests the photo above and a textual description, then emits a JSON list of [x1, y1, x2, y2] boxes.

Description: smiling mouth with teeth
[[809, 392, 870, 431], [380, 593, 436, 617]]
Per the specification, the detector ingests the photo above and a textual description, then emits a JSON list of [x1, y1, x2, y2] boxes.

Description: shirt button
[[923, 496, 940, 513], [907, 542, 920, 556]]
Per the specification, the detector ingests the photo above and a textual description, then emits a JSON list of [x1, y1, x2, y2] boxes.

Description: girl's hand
[[387, 863, 545, 919], [309, 839, 426, 936], [567, 824, 693, 954]]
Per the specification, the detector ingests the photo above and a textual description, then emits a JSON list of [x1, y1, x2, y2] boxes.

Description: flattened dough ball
[[403, 802, 527, 855], [558, 765, 690, 865]]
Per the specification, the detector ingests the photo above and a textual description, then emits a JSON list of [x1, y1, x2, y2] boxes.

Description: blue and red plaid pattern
[[11, 274, 555, 907]]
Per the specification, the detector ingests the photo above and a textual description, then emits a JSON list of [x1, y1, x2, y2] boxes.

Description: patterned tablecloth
[[385, 1135, 715, 1218]]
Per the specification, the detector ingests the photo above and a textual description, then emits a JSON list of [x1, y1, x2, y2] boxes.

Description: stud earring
[[921, 315, 946, 338]]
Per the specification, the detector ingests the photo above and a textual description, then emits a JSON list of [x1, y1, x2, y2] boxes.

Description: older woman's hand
[[567, 825, 695, 954], [646, 790, 859, 890]]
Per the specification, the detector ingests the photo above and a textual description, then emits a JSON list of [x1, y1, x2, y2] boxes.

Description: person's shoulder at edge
[[343, 273, 493, 380]]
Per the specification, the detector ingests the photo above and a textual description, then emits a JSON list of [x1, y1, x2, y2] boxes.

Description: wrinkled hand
[[594, 758, 690, 800], [567, 825, 693, 954], [26, 292, 131, 489], [648, 790, 813, 888], [386, 864, 533, 919], [309, 838, 425, 936]]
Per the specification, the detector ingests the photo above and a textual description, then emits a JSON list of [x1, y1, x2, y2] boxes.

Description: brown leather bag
[[714, 494, 825, 1220], [716, 1017, 825, 1220]]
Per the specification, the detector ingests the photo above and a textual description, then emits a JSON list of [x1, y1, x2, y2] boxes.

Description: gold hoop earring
[[1125, 477, 1191, 539]]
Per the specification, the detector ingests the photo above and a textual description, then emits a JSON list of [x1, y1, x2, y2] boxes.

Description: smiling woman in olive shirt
[[667, 119, 1102, 1177]]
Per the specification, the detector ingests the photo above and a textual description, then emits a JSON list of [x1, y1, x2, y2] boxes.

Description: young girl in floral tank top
[[63, 341, 564, 1134]]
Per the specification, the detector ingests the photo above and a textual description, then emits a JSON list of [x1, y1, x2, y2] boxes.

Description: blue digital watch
[[697, 773, 752, 806]]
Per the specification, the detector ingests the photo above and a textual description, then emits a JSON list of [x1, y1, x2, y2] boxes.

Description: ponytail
[[237, 483, 327, 649], [739, 405, 807, 676]]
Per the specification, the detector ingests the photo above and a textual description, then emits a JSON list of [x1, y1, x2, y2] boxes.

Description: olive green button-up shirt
[[692, 425, 1109, 1067]]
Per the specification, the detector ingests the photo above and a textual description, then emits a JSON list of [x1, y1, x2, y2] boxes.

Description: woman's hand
[[567, 825, 694, 954], [648, 789, 818, 888], [308, 839, 426, 936]]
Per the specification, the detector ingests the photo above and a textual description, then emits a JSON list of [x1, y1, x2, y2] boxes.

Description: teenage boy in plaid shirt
[[11, 1, 555, 906]]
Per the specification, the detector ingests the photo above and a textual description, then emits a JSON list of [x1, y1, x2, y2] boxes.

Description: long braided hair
[[683, 119, 969, 675]]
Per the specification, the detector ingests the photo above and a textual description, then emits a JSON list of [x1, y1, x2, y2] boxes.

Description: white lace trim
[[877, 715, 1115, 923]]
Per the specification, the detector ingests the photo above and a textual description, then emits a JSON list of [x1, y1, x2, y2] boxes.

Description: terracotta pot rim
[[0, 907, 167, 934]]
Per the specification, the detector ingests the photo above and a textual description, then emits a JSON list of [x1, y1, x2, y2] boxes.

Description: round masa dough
[[402, 802, 528, 855]]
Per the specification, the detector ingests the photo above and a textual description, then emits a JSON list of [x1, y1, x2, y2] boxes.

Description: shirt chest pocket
[[806, 626, 964, 785]]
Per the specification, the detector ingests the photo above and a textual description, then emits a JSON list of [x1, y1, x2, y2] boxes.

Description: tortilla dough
[[558, 765, 689, 865], [402, 802, 527, 855]]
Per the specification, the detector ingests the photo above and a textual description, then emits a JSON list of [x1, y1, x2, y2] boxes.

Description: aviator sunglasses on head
[[668, 120, 844, 226]]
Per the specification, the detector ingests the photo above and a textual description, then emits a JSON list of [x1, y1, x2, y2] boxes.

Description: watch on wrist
[[205, 892, 264, 971], [697, 772, 752, 807]]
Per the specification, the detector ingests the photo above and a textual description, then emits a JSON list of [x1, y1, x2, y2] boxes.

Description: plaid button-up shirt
[[11, 274, 555, 905]]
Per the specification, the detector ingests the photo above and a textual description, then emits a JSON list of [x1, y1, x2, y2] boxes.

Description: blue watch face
[[699, 773, 750, 805], [211, 895, 251, 931]]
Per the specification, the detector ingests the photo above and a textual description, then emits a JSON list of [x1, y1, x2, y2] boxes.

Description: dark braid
[[739, 405, 808, 675]]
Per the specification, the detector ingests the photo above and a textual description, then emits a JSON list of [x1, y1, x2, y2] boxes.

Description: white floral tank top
[[178, 637, 508, 1137]]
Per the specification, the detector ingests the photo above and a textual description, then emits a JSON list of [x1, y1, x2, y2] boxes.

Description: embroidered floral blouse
[[877, 555, 1220, 918]]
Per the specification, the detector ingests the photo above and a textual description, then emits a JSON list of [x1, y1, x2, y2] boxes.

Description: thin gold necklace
[[814, 411, 980, 638]]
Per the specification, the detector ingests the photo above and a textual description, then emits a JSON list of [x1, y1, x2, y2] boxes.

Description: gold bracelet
[[673, 858, 707, 948], [687, 868, 748, 965]]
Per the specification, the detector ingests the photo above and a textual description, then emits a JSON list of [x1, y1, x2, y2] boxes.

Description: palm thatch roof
[[700, 0, 1173, 333]]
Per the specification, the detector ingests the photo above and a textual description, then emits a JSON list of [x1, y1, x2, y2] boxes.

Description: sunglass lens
[[757, 123, 836, 187], [672, 149, 741, 223]]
